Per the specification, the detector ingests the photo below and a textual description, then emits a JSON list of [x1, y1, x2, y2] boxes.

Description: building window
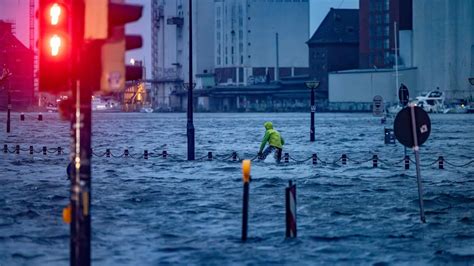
[[384, 38, 389, 49]]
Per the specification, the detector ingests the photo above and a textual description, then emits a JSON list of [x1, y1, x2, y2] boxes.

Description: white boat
[[414, 90, 447, 113], [92, 96, 121, 112], [140, 107, 154, 113]]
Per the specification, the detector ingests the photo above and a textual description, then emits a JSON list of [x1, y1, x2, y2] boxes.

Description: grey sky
[[0, 0, 359, 78]]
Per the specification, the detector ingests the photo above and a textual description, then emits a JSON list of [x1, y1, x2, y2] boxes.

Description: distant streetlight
[[130, 58, 135, 65], [305, 80, 320, 142]]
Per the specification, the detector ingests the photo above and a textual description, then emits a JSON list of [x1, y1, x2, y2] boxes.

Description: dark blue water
[[1, 112, 473, 265]]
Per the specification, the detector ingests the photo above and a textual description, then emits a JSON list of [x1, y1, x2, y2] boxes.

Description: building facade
[[0, 21, 34, 111], [412, 0, 474, 100], [359, 0, 412, 68], [151, 0, 214, 110], [307, 8, 359, 101], [214, 0, 309, 85]]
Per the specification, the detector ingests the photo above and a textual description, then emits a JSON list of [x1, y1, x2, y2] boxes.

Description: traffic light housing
[[85, 1, 143, 93], [38, 0, 72, 93]]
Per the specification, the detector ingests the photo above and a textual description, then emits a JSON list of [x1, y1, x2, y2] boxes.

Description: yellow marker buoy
[[63, 204, 71, 224], [242, 159, 251, 183]]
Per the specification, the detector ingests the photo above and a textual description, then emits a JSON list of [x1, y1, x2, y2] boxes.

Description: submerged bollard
[[57, 147, 62, 155], [106, 149, 111, 158], [20, 113, 25, 121], [342, 154, 347, 165], [232, 152, 237, 162], [285, 180, 297, 238], [241, 160, 251, 242], [38, 113, 43, 121], [208, 151, 213, 161], [312, 153, 317, 165], [162, 150, 168, 159], [144, 150, 149, 160], [3, 144, 7, 153], [42, 146, 47, 155], [124, 149, 129, 157], [29, 146, 33, 155], [373, 154, 378, 168], [15, 145, 19, 154], [438, 156, 444, 170], [284, 153, 289, 163], [404, 155, 410, 170]]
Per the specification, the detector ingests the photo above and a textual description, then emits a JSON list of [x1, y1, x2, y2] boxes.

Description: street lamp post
[[305, 80, 320, 142], [1, 67, 12, 133]]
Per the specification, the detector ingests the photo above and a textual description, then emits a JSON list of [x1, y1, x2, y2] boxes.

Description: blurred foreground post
[[187, 0, 195, 160], [241, 160, 251, 241], [285, 180, 297, 238]]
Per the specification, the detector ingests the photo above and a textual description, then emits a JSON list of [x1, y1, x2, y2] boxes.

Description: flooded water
[[1, 112, 473, 265]]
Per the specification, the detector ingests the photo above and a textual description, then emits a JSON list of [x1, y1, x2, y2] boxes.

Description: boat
[[414, 90, 447, 113], [140, 106, 154, 113], [92, 96, 121, 112]]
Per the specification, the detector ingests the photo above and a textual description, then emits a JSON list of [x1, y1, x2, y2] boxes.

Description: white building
[[151, 0, 214, 109], [214, 0, 309, 85], [413, 0, 474, 100]]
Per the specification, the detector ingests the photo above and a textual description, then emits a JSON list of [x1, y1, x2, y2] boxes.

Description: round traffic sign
[[393, 106, 431, 147]]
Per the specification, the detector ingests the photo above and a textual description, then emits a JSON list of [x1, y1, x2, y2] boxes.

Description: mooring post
[[162, 150, 168, 159], [232, 152, 237, 162], [124, 149, 129, 157], [241, 160, 251, 242], [208, 151, 213, 161], [42, 146, 47, 155], [106, 149, 110, 158], [38, 113, 43, 121], [285, 180, 297, 238], [57, 147, 62, 155], [20, 112, 25, 121], [438, 156, 444, 170], [29, 145, 33, 155], [284, 153, 289, 163], [15, 144, 19, 154], [404, 155, 410, 170], [342, 154, 347, 165], [3, 144, 7, 153], [144, 150, 149, 160], [373, 154, 378, 168]]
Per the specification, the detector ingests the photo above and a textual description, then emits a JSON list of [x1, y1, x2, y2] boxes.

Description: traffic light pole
[[310, 87, 315, 142], [187, 0, 195, 160], [70, 80, 92, 266], [6, 89, 11, 133]]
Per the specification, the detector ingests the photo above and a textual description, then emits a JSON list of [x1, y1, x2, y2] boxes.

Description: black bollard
[[232, 152, 237, 162], [312, 153, 317, 165], [20, 113, 25, 121], [285, 180, 297, 238], [15, 145, 19, 154], [208, 151, 213, 161], [29, 146, 33, 155], [342, 154, 347, 165], [438, 156, 444, 170], [144, 150, 148, 160], [57, 147, 62, 155], [38, 113, 43, 121], [373, 154, 378, 168], [241, 160, 251, 242], [3, 144, 7, 153], [42, 146, 47, 155], [284, 153, 289, 163], [162, 150, 168, 159], [124, 149, 129, 157], [106, 149, 111, 158], [404, 155, 410, 170]]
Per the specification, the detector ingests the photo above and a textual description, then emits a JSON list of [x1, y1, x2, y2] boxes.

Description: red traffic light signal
[[38, 0, 73, 93]]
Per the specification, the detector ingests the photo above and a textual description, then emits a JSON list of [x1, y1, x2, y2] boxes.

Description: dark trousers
[[261, 146, 282, 162]]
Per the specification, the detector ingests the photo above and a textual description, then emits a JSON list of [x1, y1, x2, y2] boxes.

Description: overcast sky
[[0, 0, 359, 77]]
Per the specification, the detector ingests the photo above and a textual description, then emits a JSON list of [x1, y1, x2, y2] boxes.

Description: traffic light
[[100, 3, 143, 93], [82, 1, 142, 93], [38, 0, 72, 93]]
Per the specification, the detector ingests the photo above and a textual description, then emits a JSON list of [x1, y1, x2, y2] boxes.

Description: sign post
[[394, 105, 431, 223], [305, 80, 320, 142], [372, 95, 384, 117]]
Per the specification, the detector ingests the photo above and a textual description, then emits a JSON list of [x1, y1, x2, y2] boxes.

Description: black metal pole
[[187, 0, 195, 160], [70, 80, 92, 266], [241, 181, 249, 241], [310, 87, 315, 142], [410, 105, 425, 223], [7, 90, 11, 133]]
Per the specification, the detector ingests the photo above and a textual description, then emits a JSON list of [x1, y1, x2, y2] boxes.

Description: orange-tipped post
[[241, 159, 251, 241]]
